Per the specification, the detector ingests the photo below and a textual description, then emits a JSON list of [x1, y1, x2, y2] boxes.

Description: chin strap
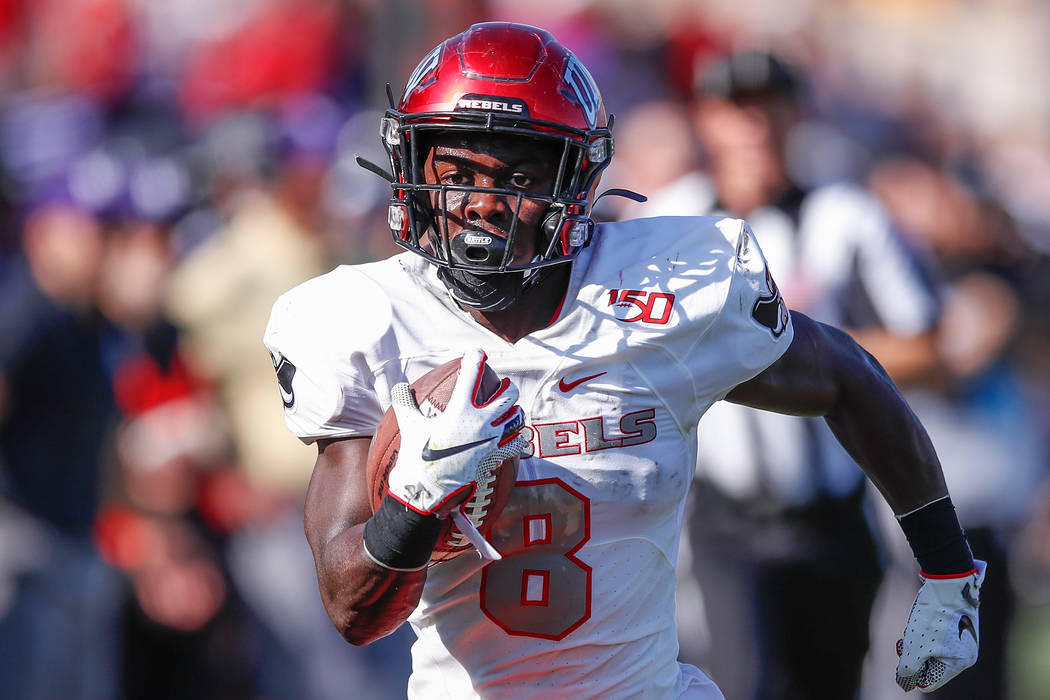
[[437, 267, 528, 312], [593, 187, 647, 205], [355, 155, 394, 182], [438, 262, 566, 313]]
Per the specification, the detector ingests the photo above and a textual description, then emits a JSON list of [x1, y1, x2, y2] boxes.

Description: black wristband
[[897, 496, 975, 576], [362, 496, 443, 571]]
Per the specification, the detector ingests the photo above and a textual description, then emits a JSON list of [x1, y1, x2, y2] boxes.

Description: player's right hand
[[386, 348, 527, 517], [895, 559, 986, 692]]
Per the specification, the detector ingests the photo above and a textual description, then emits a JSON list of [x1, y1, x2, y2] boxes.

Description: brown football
[[366, 358, 520, 564]]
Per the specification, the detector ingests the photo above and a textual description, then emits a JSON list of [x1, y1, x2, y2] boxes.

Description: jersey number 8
[[480, 479, 591, 640]]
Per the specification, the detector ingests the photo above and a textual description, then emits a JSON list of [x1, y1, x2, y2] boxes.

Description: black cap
[[696, 50, 804, 101]]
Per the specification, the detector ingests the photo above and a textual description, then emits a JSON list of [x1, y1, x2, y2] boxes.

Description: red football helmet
[[376, 22, 615, 310]]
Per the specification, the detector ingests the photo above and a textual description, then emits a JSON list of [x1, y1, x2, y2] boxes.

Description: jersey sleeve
[[690, 219, 794, 401], [262, 272, 385, 444]]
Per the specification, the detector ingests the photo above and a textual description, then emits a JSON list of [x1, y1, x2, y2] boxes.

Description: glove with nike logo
[[386, 348, 527, 517], [896, 559, 986, 692]]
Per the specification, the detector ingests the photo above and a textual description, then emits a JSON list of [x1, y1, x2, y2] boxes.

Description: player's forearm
[[305, 437, 428, 645], [816, 323, 973, 576], [827, 408, 947, 516], [312, 522, 426, 645], [818, 325, 947, 514]]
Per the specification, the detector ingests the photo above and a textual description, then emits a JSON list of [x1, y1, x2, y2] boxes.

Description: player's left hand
[[896, 559, 986, 692]]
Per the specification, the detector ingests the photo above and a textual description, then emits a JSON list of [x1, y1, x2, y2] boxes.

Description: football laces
[[445, 463, 496, 548]]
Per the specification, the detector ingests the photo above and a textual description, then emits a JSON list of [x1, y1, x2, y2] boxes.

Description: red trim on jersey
[[545, 293, 566, 327], [920, 568, 978, 580]]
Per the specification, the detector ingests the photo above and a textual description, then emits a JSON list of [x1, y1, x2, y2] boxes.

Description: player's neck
[[465, 265, 571, 343]]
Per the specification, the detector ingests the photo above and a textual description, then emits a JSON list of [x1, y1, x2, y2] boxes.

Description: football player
[[264, 22, 983, 699]]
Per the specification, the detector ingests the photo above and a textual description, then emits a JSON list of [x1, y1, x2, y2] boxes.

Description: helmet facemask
[[382, 116, 610, 310]]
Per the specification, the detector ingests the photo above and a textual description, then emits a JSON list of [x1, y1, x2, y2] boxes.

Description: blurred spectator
[[321, 108, 404, 263], [8, 0, 136, 99], [599, 99, 711, 219], [166, 106, 329, 496], [175, 0, 343, 124], [0, 200, 123, 700], [861, 155, 1048, 700], [89, 201, 253, 700], [611, 50, 943, 699], [166, 98, 414, 700], [0, 91, 106, 214]]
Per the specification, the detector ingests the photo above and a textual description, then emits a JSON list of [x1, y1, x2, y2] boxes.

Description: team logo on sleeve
[[270, 352, 297, 408], [752, 269, 789, 338]]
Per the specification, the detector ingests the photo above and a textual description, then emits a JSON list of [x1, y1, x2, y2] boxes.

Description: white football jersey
[[263, 216, 792, 699]]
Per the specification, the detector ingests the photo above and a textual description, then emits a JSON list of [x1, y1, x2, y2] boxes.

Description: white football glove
[[896, 559, 986, 693], [386, 348, 527, 518]]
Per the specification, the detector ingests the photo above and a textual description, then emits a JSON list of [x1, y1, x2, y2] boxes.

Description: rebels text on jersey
[[263, 215, 792, 699]]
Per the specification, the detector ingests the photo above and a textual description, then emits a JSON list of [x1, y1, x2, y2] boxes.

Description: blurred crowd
[[1, 1, 1048, 699]]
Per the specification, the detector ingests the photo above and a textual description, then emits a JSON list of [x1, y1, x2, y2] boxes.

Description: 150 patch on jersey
[[270, 351, 297, 408], [608, 289, 676, 324], [752, 268, 789, 338]]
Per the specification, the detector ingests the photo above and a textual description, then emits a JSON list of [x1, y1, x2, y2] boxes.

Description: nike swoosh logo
[[558, 371, 607, 393], [958, 614, 977, 643], [421, 436, 496, 461]]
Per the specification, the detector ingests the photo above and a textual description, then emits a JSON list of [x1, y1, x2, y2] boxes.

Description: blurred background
[[0, 1, 1047, 699]]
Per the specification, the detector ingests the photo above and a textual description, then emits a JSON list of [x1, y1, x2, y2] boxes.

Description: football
[[366, 358, 520, 564]]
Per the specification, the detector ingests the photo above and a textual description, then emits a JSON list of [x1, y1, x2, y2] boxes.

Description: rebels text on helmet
[[454, 94, 530, 116]]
